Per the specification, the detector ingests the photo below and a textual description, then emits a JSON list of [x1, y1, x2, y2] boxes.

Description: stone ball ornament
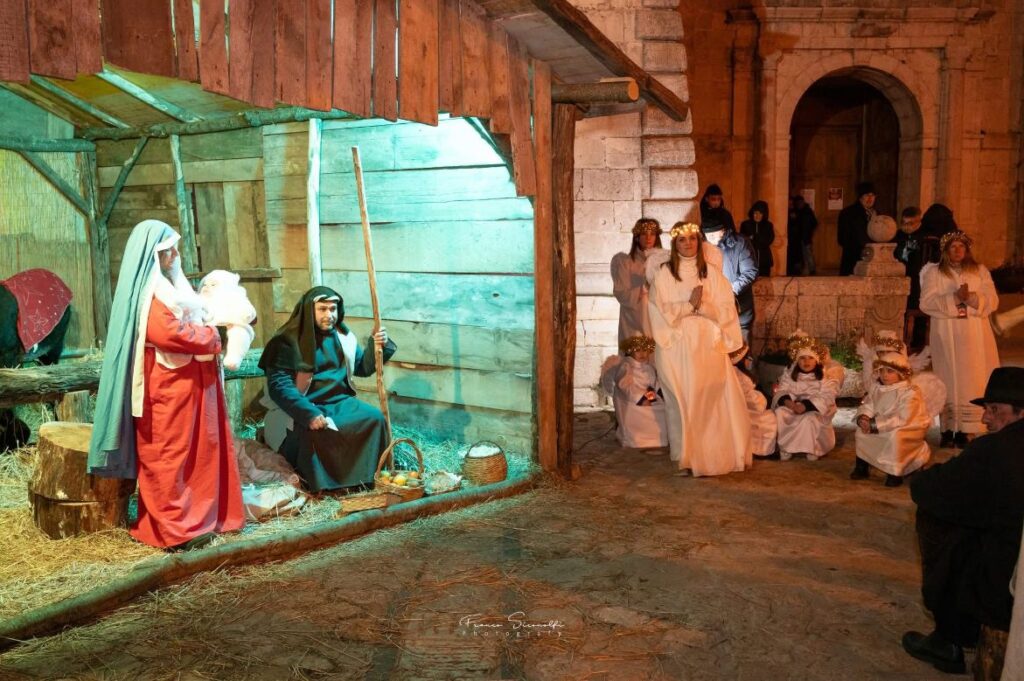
[[868, 214, 898, 243]]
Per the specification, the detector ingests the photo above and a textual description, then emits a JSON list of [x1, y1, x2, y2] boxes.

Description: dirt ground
[[0, 409, 961, 680]]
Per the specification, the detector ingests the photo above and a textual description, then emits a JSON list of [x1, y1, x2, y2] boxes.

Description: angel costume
[[772, 362, 839, 460], [611, 355, 668, 448], [856, 380, 931, 477], [647, 251, 751, 476], [919, 258, 999, 434], [611, 250, 656, 342], [735, 368, 777, 457]]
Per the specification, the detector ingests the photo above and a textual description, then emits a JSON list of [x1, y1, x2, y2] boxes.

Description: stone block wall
[[570, 0, 694, 408]]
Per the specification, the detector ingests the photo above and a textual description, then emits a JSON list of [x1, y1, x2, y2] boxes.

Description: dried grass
[[0, 423, 537, 623]]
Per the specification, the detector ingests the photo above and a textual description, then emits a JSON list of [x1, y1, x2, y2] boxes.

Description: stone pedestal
[[853, 243, 906, 277]]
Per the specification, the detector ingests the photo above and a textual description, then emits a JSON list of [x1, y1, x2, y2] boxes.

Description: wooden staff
[[351, 147, 392, 439]]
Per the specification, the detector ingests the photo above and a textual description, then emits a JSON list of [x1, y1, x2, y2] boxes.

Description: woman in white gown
[[611, 218, 663, 343], [919, 231, 1000, 446], [772, 333, 839, 460], [647, 222, 751, 476]]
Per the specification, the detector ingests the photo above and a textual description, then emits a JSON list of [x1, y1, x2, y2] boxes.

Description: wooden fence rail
[[0, 349, 264, 408]]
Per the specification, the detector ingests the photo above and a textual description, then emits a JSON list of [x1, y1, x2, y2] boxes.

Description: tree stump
[[28, 422, 135, 539]]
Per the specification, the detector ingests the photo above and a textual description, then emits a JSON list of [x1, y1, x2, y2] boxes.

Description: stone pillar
[[936, 45, 970, 211], [729, 11, 759, 221]]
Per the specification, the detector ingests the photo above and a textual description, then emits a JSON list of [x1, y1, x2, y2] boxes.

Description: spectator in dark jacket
[[902, 367, 1024, 675], [740, 200, 775, 277], [702, 217, 758, 342], [896, 206, 928, 349], [786, 195, 818, 276], [837, 181, 876, 275], [699, 183, 736, 234]]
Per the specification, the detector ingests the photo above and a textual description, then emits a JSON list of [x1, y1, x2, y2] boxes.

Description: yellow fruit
[[408, 471, 420, 479], [392, 474, 407, 486]]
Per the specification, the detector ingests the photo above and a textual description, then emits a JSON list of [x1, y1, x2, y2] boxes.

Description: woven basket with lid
[[461, 440, 508, 485]]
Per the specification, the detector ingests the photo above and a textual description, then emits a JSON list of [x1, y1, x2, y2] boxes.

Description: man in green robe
[[259, 286, 396, 493]]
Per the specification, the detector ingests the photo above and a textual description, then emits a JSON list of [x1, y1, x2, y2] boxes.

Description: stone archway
[[765, 52, 937, 274]]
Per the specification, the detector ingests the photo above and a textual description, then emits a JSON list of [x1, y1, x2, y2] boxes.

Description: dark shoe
[[901, 630, 966, 674], [850, 458, 870, 480], [953, 432, 969, 449], [940, 430, 955, 448], [884, 474, 903, 488]]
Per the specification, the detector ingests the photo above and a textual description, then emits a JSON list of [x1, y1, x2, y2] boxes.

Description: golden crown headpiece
[[669, 222, 701, 239], [940, 230, 973, 251], [786, 330, 820, 362], [620, 335, 656, 355], [872, 331, 905, 354], [632, 219, 662, 236], [874, 350, 912, 380]]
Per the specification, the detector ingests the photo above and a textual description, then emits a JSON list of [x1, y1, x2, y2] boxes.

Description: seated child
[[611, 335, 668, 450], [771, 330, 839, 461], [198, 270, 257, 371], [730, 344, 777, 458], [852, 349, 931, 487]]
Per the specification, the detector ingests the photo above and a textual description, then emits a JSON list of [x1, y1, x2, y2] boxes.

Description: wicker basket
[[374, 437, 426, 502], [462, 440, 508, 485], [337, 489, 393, 515]]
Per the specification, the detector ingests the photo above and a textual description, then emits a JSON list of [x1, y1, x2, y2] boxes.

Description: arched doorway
[[788, 76, 900, 274]]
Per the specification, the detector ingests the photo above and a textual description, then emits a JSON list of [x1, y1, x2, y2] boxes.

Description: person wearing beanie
[[702, 217, 758, 343], [699, 183, 736, 234], [739, 200, 775, 277], [836, 181, 877, 275]]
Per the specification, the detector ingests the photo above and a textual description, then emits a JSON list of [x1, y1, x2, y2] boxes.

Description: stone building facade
[[570, 0, 1024, 409]]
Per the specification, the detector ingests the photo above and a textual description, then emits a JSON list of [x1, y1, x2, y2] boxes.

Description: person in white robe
[[610, 335, 668, 450], [919, 231, 1000, 446], [647, 222, 751, 476], [857, 330, 948, 422], [772, 332, 839, 460], [730, 344, 777, 458], [853, 350, 931, 487], [611, 218, 663, 344]]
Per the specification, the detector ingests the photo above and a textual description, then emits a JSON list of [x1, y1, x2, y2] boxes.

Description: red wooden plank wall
[[249, 0, 276, 108], [332, 0, 372, 118], [71, 0, 102, 75], [305, 0, 332, 111], [0, 0, 30, 82], [437, 0, 462, 116], [228, 0, 255, 101], [173, 0, 198, 81], [373, 0, 397, 121], [458, 0, 489, 118], [28, 0, 75, 79], [199, 0, 228, 95], [275, 0, 306, 107], [102, 0, 175, 77], [398, 0, 439, 125]]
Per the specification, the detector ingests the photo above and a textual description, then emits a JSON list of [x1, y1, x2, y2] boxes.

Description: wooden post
[[169, 134, 199, 274], [100, 137, 149, 224], [531, 60, 557, 473], [78, 151, 111, 342], [551, 104, 578, 478], [0, 135, 95, 152], [55, 390, 92, 422], [307, 118, 323, 286]]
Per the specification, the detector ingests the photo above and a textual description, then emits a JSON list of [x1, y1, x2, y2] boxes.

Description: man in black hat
[[259, 286, 397, 493], [836, 181, 877, 275], [702, 217, 758, 342], [902, 367, 1024, 675]]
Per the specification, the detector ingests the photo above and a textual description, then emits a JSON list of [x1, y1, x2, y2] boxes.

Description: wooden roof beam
[[530, 0, 688, 121], [28, 76, 131, 129], [97, 69, 204, 123], [80, 106, 355, 141], [551, 79, 639, 104]]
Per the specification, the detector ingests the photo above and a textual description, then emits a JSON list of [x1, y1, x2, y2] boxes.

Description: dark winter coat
[[837, 201, 871, 275], [910, 418, 1024, 631], [699, 184, 736, 234], [740, 201, 775, 277]]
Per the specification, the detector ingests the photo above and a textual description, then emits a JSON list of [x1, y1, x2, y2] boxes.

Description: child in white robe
[[730, 344, 777, 458], [611, 335, 668, 450], [772, 332, 839, 461], [852, 350, 931, 487]]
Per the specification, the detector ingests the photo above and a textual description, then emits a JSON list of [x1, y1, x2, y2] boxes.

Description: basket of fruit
[[374, 437, 425, 502], [461, 440, 508, 485]]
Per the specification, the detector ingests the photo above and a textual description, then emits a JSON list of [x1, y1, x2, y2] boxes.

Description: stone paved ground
[[0, 410, 958, 680]]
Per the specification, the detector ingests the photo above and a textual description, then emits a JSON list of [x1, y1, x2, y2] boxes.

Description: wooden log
[[169, 133, 199, 274], [0, 473, 537, 652], [306, 119, 323, 285], [0, 135, 95, 152], [97, 69, 203, 123], [0, 0, 31, 82], [551, 80, 639, 104], [531, 59, 557, 473], [372, 0, 398, 121], [0, 348, 264, 408], [29, 75, 129, 129], [79, 150, 112, 341], [99, 136, 149, 223], [551, 103, 577, 478], [28, 422, 135, 539], [55, 390, 92, 422]]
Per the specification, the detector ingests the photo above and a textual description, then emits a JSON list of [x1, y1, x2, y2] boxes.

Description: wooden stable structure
[[0, 0, 687, 476]]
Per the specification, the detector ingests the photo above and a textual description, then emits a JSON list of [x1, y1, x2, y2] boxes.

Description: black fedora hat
[[969, 367, 1024, 408]]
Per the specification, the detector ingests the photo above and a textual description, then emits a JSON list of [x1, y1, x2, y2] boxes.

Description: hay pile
[[0, 424, 536, 622]]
